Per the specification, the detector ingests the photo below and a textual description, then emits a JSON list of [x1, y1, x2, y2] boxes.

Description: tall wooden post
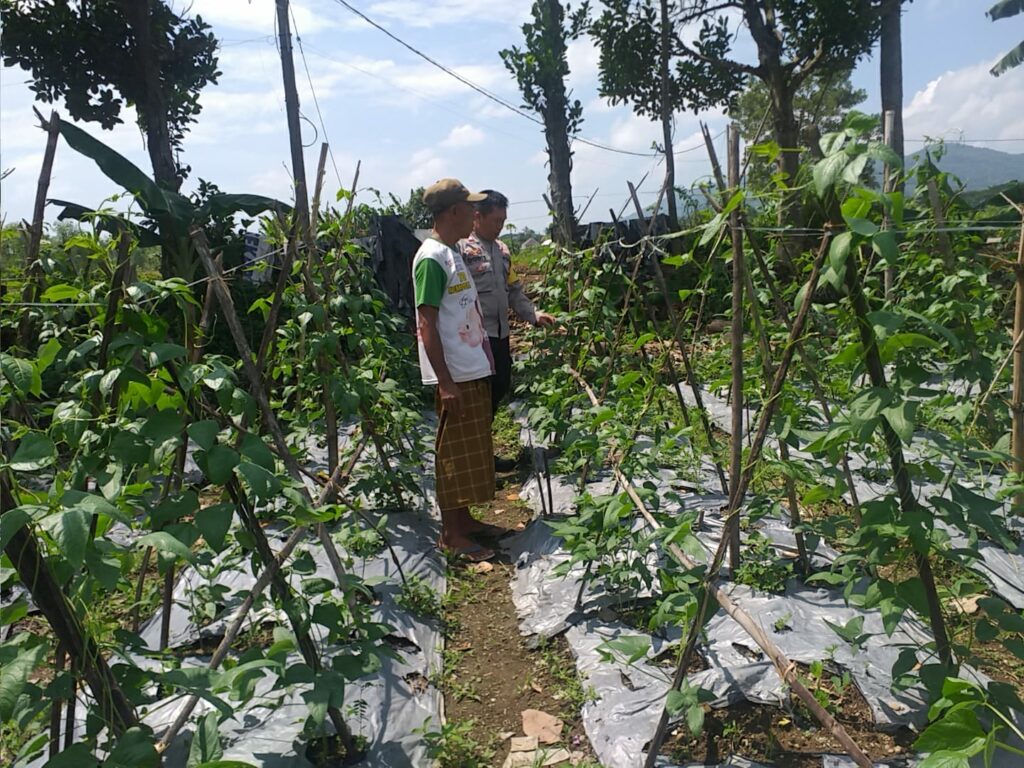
[[1012, 210, 1024, 515], [727, 124, 744, 570], [882, 110, 896, 301], [18, 110, 61, 348], [275, 0, 310, 238]]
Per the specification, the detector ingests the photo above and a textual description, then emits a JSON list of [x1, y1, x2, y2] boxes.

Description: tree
[[591, 0, 742, 229], [988, 0, 1024, 76], [879, 0, 905, 178], [732, 68, 867, 186], [381, 187, 433, 230], [1, 0, 220, 192], [501, 0, 588, 247]]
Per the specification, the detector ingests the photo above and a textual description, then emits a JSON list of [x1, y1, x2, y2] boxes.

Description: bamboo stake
[[727, 124, 744, 570], [310, 141, 329, 236], [883, 110, 896, 300], [154, 439, 366, 754], [568, 370, 871, 768], [48, 643, 66, 758], [1, 478, 138, 736], [1012, 208, 1024, 515], [626, 183, 729, 494], [642, 229, 834, 763], [844, 245, 952, 665], [17, 109, 60, 349]]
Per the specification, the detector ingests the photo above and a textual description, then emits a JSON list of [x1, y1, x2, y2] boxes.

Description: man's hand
[[438, 379, 464, 420], [535, 311, 557, 327]]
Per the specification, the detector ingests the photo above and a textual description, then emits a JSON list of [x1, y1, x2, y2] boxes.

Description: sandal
[[438, 542, 496, 563]]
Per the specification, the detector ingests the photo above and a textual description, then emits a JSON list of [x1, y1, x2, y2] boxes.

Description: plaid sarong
[[434, 378, 494, 511]]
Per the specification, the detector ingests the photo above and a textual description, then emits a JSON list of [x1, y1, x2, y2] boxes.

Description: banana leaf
[[49, 199, 162, 248], [57, 121, 194, 230], [196, 193, 291, 222]]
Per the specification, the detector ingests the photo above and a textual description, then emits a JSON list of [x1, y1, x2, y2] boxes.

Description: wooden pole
[[310, 141, 329, 236], [17, 109, 61, 348], [1011, 210, 1024, 515], [568, 371, 872, 768], [275, 0, 310, 239], [845, 245, 952, 664], [626, 182, 729, 494], [727, 124, 744, 570], [1, 479, 138, 736], [882, 110, 896, 300]]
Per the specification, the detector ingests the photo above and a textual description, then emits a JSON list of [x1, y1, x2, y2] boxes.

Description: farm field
[[3, 2, 1024, 768]]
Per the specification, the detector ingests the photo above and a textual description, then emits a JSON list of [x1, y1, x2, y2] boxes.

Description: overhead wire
[[326, 0, 709, 159], [290, 8, 345, 190]]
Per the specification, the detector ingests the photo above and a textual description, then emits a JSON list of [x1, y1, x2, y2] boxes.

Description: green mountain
[[907, 143, 1024, 190]]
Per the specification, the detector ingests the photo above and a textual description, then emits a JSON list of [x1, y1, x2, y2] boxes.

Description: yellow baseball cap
[[422, 178, 487, 214]]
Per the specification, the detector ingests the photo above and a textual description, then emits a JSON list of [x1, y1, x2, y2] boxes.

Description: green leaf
[[188, 420, 220, 451], [0, 507, 33, 551], [845, 216, 878, 236], [56, 508, 90, 571], [40, 283, 86, 302], [239, 433, 275, 472], [597, 634, 650, 664], [103, 726, 159, 768], [203, 445, 240, 485], [841, 154, 869, 185], [42, 743, 96, 767], [828, 231, 853, 273], [137, 531, 195, 564], [9, 433, 56, 471], [235, 461, 281, 502], [0, 642, 45, 720], [196, 503, 233, 552], [814, 152, 848, 198], [35, 338, 62, 374], [140, 409, 185, 445], [59, 121, 193, 227], [147, 343, 187, 369], [872, 230, 899, 266], [196, 193, 290, 221], [1, 354, 41, 396], [917, 752, 970, 768], [882, 399, 917, 442], [187, 712, 223, 768], [914, 706, 986, 756]]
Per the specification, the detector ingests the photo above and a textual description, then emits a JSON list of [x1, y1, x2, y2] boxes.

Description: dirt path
[[436, 457, 599, 767]]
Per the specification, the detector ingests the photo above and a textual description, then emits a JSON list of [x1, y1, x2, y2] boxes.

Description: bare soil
[[441, 468, 597, 766], [663, 664, 917, 766]]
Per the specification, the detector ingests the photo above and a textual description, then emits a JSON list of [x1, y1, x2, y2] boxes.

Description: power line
[[290, 9, 344, 191], [326, 0, 682, 159]]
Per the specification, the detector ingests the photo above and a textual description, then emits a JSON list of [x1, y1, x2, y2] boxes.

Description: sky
[[2, 0, 1023, 235]]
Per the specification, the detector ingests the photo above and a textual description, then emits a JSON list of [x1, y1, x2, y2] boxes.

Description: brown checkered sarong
[[434, 378, 494, 511]]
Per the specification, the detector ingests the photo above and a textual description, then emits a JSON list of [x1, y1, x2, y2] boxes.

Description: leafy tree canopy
[[732, 68, 867, 143], [1, 0, 220, 179]]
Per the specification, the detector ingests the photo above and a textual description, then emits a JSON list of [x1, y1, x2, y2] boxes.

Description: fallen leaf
[[468, 561, 494, 574], [952, 595, 981, 614], [540, 747, 572, 766], [514, 521, 526, 531], [499, 731, 515, 742], [530, 681, 543, 693], [522, 708, 563, 744], [510, 735, 539, 753], [506, 493, 520, 500]]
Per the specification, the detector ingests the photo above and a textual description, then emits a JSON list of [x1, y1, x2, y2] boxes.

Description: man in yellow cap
[[414, 178, 500, 561]]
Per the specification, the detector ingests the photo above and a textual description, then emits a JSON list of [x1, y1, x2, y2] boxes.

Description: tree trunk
[[769, 71, 801, 270], [121, 0, 178, 192], [120, 0, 183, 280], [541, 0, 576, 247], [659, 0, 678, 230], [879, 0, 905, 183]]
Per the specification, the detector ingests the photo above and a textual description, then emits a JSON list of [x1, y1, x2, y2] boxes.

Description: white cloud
[[185, 0, 338, 35], [903, 58, 1024, 142], [440, 124, 485, 148], [364, 0, 532, 29]]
